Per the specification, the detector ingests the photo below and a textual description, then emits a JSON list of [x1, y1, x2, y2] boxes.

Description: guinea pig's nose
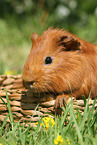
[[28, 81, 35, 88], [23, 81, 35, 89]]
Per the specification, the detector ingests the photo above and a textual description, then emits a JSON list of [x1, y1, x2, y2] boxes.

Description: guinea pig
[[22, 27, 97, 109]]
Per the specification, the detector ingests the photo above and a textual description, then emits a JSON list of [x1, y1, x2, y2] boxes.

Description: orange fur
[[22, 28, 97, 109]]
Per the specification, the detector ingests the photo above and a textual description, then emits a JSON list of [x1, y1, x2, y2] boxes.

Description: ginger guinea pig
[[22, 28, 97, 109]]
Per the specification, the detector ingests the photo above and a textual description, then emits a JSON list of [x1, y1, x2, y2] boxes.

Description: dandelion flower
[[66, 139, 71, 145], [40, 123, 43, 126], [5, 70, 14, 75], [42, 116, 55, 131], [35, 116, 55, 131], [54, 135, 63, 145], [54, 136, 71, 145], [35, 122, 38, 125]]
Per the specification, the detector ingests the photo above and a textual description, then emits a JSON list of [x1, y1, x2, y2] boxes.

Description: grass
[[0, 14, 46, 75], [0, 90, 97, 145]]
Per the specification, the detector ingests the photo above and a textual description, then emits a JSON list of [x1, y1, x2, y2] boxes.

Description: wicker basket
[[0, 75, 97, 126]]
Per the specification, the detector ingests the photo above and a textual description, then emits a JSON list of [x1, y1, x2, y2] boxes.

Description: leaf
[[7, 132, 17, 145], [0, 137, 8, 145], [5, 88, 14, 126]]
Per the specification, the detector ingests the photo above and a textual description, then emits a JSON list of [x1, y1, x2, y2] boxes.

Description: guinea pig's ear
[[30, 32, 38, 43], [57, 35, 81, 51]]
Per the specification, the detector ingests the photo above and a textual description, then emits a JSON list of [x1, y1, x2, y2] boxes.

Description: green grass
[[0, 14, 46, 75], [0, 90, 97, 145]]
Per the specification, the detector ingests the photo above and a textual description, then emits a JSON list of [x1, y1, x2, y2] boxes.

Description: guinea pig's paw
[[54, 95, 65, 109], [54, 94, 70, 109]]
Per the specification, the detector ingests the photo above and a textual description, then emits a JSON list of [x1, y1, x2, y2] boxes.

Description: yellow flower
[[66, 139, 71, 145], [40, 123, 43, 126], [42, 116, 55, 131], [5, 70, 14, 75], [66, 139, 69, 142], [0, 143, 3, 145], [54, 135, 63, 145], [35, 116, 55, 131], [35, 122, 38, 125], [54, 136, 71, 145]]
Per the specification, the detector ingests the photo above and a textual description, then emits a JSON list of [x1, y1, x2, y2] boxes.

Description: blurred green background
[[0, 0, 97, 75]]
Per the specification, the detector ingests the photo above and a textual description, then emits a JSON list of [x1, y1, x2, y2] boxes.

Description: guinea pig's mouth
[[23, 80, 60, 97]]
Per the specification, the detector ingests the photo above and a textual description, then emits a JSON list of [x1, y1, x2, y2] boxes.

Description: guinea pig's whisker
[[47, 82, 58, 96], [43, 91, 47, 98], [37, 83, 46, 97], [36, 88, 40, 97]]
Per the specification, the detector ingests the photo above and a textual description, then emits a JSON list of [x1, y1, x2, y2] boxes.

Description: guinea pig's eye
[[45, 56, 53, 65]]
